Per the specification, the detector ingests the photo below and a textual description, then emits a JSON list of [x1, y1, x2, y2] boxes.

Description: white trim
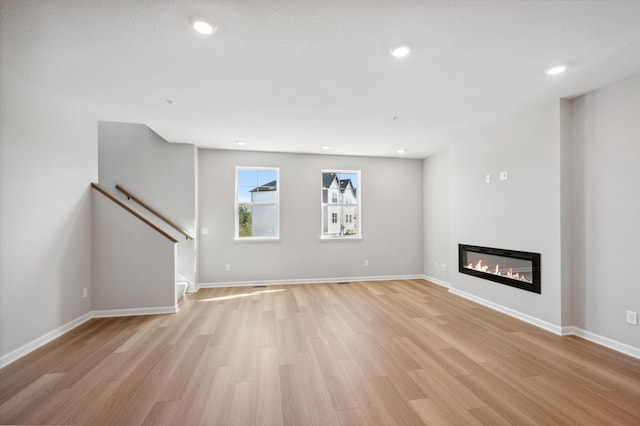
[[447, 287, 639, 359], [92, 305, 178, 318], [233, 237, 280, 242], [0, 311, 93, 369], [432, 285, 639, 359], [561, 326, 577, 335], [319, 236, 363, 241], [4, 282, 637, 374], [561, 326, 640, 360], [197, 274, 424, 289], [0, 277, 431, 369], [448, 287, 563, 335], [0, 305, 179, 369], [423, 275, 450, 288]]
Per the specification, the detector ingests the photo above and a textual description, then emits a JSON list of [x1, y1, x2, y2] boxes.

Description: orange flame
[[465, 259, 531, 283]]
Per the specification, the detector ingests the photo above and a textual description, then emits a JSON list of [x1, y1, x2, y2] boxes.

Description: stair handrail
[[91, 183, 178, 243], [115, 184, 195, 240]]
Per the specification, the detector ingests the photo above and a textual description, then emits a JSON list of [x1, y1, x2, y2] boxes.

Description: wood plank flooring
[[1, 279, 639, 425]]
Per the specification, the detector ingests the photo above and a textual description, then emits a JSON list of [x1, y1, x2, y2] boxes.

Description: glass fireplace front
[[458, 244, 541, 294]]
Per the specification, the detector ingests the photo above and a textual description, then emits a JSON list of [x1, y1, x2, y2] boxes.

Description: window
[[321, 170, 361, 238], [235, 167, 279, 239]]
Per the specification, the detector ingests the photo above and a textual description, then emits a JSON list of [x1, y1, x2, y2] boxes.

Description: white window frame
[[321, 169, 361, 239], [235, 166, 280, 240]]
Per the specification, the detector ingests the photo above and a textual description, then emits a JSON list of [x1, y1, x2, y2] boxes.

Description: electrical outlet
[[82, 288, 88, 298], [500, 170, 508, 181], [485, 174, 491, 184], [225, 264, 231, 272], [627, 310, 638, 325], [442, 264, 447, 272], [201, 228, 209, 235], [364, 260, 369, 267]]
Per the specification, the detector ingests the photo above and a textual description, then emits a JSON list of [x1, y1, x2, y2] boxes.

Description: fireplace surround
[[458, 244, 541, 294]]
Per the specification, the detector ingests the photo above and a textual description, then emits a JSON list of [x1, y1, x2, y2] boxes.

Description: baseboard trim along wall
[[561, 326, 640, 360], [92, 305, 178, 318], [0, 305, 179, 369], [448, 287, 640, 360], [448, 287, 564, 335], [423, 275, 450, 288], [0, 312, 93, 370], [3, 280, 638, 369], [197, 274, 425, 290]]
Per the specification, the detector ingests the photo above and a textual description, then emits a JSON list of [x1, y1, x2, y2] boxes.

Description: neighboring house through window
[[236, 167, 279, 239], [321, 170, 361, 238]]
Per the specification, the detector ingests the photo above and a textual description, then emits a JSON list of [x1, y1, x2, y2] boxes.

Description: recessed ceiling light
[[390, 44, 411, 58], [397, 149, 406, 154], [321, 145, 331, 150], [546, 65, 567, 75], [236, 140, 246, 146], [191, 18, 216, 35]]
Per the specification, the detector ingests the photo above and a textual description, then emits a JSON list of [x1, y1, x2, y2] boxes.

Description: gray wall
[[98, 122, 198, 286], [423, 72, 640, 350], [569, 73, 640, 348], [424, 102, 563, 326], [560, 99, 574, 326], [422, 150, 450, 283], [0, 68, 97, 360], [92, 190, 176, 311], [199, 150, 423, 284], [449, 101, 563, 325]]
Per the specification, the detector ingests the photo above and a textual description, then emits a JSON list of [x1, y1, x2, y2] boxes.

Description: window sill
[[234, 237, 280, 242], [320, 236, 362, 241]]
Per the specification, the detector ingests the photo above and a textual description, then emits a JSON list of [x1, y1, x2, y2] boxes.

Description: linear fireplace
[[458, 244, 541, 294]]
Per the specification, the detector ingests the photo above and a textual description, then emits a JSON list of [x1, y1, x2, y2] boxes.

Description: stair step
[[176, 281, 188, 301]]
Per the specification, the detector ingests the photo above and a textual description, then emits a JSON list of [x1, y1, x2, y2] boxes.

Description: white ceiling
[[2, 0, 640, 158]]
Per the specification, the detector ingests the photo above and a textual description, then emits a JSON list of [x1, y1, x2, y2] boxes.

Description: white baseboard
[[4, 281, 637, 372], [197, 274, 425, 290], [0, 305, 179, 370], [0, 311, 93, 370], [448, 287, 564, 335], [422, 275, 450, 288], [561, 326, 640, 359], [449, 288, 640, 359], [92, 305, 178, 318]]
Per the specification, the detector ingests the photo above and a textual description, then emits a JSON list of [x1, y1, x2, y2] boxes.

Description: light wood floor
[[1, 279, 639, 425]]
